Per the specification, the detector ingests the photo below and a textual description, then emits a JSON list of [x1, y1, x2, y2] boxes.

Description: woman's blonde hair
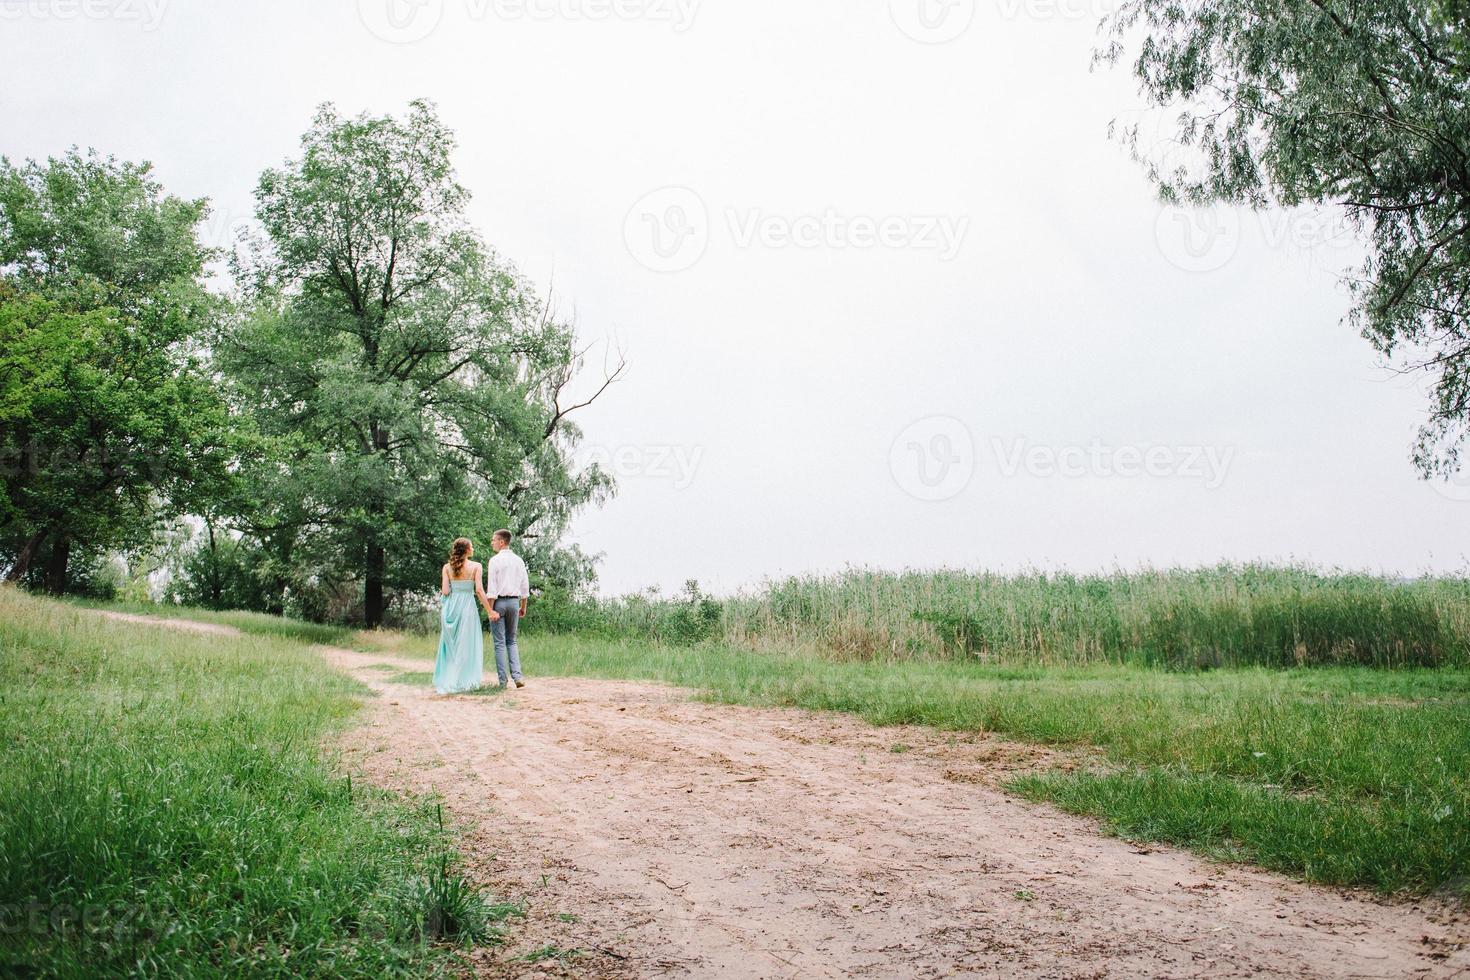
[[449, 538, 472, 577]]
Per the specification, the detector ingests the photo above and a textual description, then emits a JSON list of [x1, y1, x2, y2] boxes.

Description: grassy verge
[[0, 588, 502, 977]]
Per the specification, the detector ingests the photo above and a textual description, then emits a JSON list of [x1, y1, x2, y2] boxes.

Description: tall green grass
[[0, 588, 497, 977], [546, 565, 1470, 668]]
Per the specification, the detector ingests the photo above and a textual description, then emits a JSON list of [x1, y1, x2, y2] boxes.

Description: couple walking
[[433, 529, 530, 695]]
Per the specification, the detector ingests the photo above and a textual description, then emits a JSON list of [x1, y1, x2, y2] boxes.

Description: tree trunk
[[364, 541, 385, 628], [265, 536, 291, 616], [362, 422, 390, 628], [5, 530, 46, 582], [45, 536, 70, 595], [206, 520, 222, 608]]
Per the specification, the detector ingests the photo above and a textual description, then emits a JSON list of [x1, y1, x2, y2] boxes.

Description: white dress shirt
[[486, 549, 531, 599]]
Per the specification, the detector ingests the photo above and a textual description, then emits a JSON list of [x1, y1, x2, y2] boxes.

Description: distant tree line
[[0, 100, 619, 625]]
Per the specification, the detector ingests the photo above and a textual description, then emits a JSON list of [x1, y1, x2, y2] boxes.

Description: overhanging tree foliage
[[223, 101, 618, 626], [1101, 0, 1470, 476]]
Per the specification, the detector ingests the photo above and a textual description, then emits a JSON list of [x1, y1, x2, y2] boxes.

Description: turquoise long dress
[[433, 579, 484, 694]]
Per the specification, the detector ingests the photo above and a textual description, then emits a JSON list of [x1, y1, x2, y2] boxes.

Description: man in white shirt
[[486, 528, 531, 688]]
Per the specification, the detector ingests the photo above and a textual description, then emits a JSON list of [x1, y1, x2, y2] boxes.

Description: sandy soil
[[322, 647, 1468, 979], [89, 610, 1470, 977], [96, 609, 244, 637]]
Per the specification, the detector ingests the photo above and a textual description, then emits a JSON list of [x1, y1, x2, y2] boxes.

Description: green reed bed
[[710, 565, 1470, 667], [0, 588, 499, 977]]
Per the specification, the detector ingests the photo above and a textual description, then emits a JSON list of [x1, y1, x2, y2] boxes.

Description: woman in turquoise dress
[[433, 537, 498, 694]]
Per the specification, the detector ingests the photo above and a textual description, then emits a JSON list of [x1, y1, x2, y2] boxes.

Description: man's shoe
[[514, 679, 526, 688]]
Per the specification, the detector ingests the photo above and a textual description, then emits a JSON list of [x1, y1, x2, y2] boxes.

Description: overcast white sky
[[2, 0, 1463, 594]]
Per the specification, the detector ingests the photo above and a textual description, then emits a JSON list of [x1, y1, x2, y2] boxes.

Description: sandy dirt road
[[94, 612, 1469, 977], [320, 646, 1467, 980]]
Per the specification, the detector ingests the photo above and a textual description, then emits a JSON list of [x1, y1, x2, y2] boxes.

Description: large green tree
[[223, 101, 617, 626], [0, 152, 234, 592], [1101, 0, 1470, 476]]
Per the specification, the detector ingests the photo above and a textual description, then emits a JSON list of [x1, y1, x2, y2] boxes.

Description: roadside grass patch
[[1, 588, 500, 976], [386, 671, 433, 685], [520, 944, 586, 963]]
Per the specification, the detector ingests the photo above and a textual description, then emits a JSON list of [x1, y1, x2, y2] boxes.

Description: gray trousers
[[491, 597, 522, 684]]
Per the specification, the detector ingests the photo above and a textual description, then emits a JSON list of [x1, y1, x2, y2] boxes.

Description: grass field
[[366, 629, 1470, 898], [19, 581, 1470, 965], [0, 589, 503, 977]]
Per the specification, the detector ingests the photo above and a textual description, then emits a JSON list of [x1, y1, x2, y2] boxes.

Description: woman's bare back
[[445, 560, 481, 582]]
